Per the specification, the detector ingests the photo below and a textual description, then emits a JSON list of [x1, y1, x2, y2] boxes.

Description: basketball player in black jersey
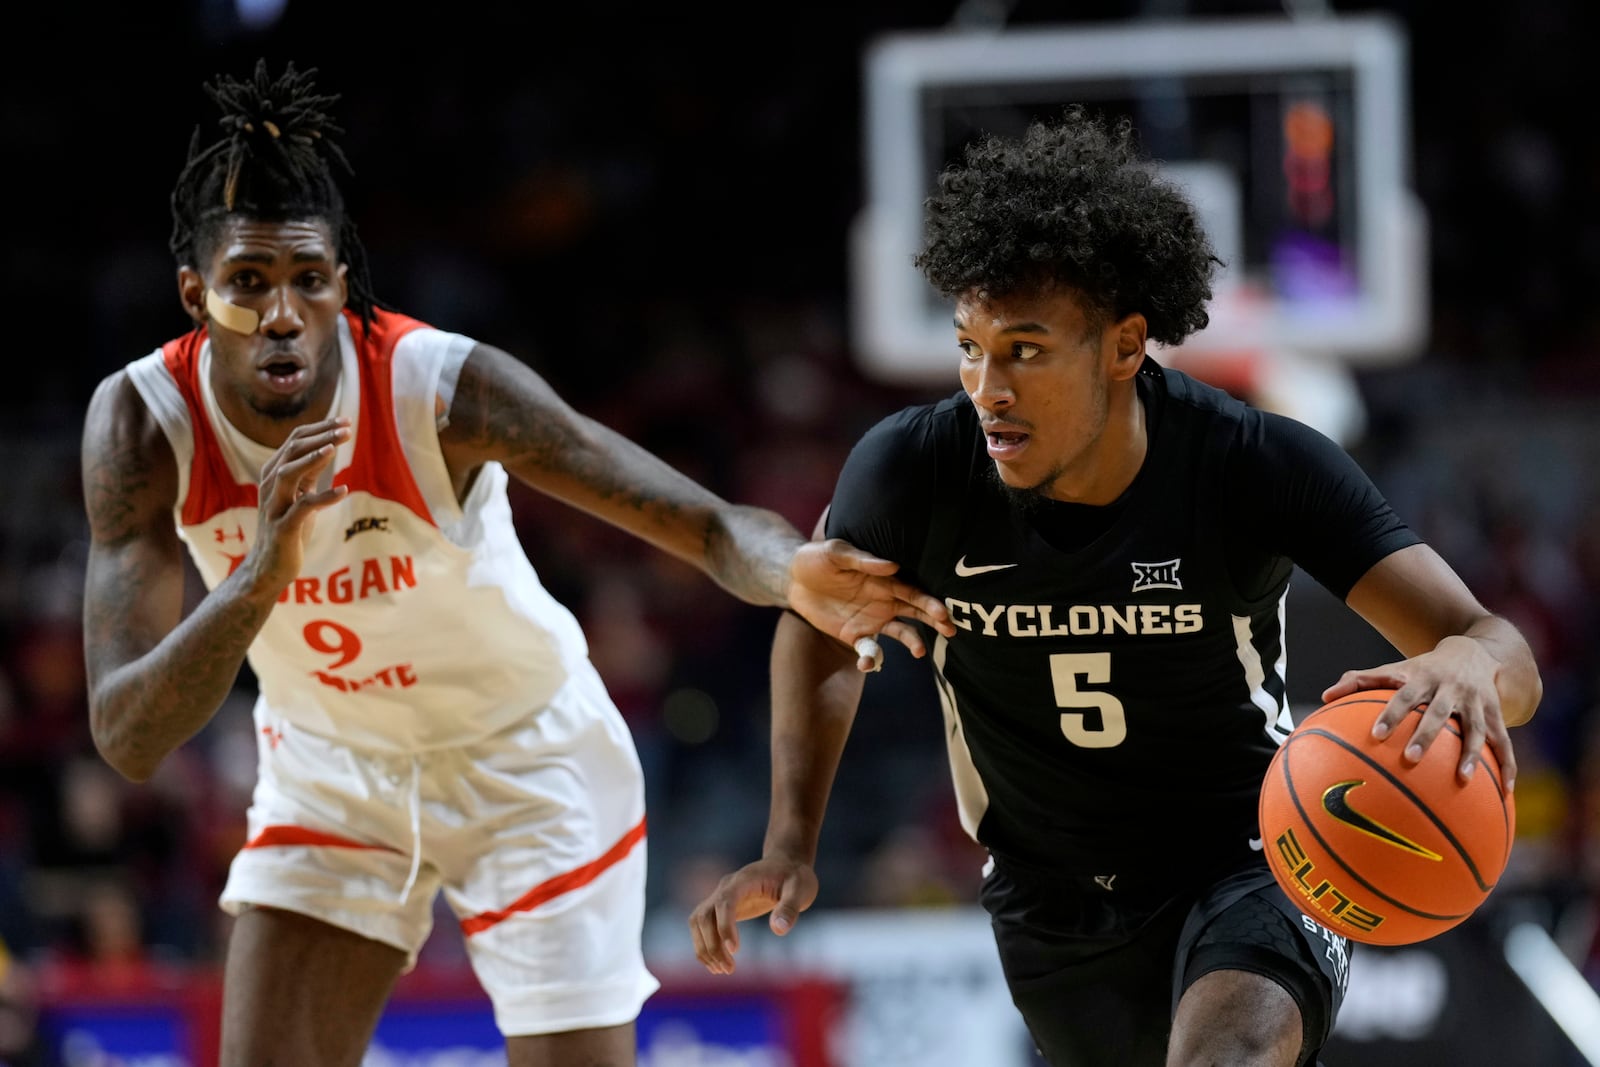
[[688, 107, 1543, 1067]]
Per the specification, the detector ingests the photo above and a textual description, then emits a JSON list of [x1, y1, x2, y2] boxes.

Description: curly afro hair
[[914, 105, 1221, 347]]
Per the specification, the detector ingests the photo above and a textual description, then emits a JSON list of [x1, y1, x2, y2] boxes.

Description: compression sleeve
[[1229, 410, 1422, 601], [823, 406, 939, 586]]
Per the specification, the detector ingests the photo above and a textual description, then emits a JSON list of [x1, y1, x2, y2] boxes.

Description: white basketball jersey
[[126, 309, 592, 752]]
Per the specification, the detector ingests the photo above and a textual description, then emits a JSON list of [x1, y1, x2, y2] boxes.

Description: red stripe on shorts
[[244, 825, 402, 852], [459, 816, 647, 937]]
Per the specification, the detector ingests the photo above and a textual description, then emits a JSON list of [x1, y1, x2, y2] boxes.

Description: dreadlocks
[[168, 59, 384, 331]]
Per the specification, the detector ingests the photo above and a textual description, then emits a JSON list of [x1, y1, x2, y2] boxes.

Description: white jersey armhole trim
[[435, 338, 471, 432], [391, 327, 476, 531], [125, 350, 194, 510]]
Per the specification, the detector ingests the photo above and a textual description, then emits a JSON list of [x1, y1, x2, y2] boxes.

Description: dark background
[[0, 0, 1596, 1058]]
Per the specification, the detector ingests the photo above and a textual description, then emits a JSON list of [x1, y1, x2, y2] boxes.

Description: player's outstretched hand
[[688, 856, 819, 975], [787, 538, 954, 671], [1321, 635, 1517, 792], [241, 417, 351, 594]]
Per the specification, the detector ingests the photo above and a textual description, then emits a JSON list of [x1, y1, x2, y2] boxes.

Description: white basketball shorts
[[220, 661, 660, 1036]]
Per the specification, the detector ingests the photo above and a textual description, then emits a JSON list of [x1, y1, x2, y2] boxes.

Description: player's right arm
[[689, 414, 935, 971], [688, 604, 865, 973], [80, 372, 347, 782]]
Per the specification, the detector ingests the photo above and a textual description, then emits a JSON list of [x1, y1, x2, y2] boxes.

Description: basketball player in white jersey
[[78, 61, 952, 1067]]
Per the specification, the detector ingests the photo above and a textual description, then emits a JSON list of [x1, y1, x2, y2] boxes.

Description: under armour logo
[[1131, 559, 1182, 592]]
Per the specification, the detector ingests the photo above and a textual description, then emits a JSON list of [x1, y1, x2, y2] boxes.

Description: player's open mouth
[[986, 429, 1030, 460], [258, 361, 309, 394]]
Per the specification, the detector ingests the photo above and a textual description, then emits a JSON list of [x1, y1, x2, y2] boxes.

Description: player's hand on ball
[[1321, 635, 1516, 792]]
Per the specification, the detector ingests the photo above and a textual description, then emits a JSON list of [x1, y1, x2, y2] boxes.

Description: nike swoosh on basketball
[[1321, 780, 1443, 860], [954, 555, 1019, 577]]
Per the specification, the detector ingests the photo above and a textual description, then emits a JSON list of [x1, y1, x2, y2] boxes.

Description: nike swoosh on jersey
[[954, 555, 1020, 577], [1321, 780, 1443, 860], [1248, 837, 1263, 851]]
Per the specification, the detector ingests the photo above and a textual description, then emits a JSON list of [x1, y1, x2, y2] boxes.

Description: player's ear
[[177, 266, 207, 326], [1108, 312, 1147, 381]]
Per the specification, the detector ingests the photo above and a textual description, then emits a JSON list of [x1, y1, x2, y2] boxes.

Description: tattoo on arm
[[81, 373, 266, 779], [446, 344, 800, 602], [83, 426, 154, 545]]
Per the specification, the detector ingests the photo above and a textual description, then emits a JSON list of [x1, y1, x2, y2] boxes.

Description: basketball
[[1257, 688, 1516, 946]]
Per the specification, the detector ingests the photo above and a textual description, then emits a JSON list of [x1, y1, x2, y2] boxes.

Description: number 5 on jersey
[[1050, 652, 1127, 748]]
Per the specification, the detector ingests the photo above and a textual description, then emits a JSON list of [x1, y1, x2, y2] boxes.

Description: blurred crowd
[[2, 0, 1598, 1056]]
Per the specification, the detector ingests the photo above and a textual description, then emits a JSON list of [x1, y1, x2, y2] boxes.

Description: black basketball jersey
[[826, 359, 1420, 884]]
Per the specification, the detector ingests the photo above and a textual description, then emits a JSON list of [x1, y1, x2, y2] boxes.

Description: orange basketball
[[1257, 688, 1515, 946]]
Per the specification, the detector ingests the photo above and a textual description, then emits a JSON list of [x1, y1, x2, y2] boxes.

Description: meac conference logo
[[344, 515, 391, 541]]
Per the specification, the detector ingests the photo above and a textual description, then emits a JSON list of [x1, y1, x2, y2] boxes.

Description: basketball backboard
[[850, 14, 1428, 386]]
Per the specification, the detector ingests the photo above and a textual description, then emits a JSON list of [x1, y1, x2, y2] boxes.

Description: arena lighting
[[1503, 922, 1600, 1066], [235, 0, 288, 30]]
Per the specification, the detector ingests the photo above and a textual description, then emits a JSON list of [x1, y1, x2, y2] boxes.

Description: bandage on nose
[[205, 289, 261, 335]]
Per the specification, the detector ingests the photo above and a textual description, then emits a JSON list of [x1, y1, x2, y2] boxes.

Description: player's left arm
[[437, 342, 951, 657], [1239, 409, 1541, 787], [1327, 543, 1542, 789]]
